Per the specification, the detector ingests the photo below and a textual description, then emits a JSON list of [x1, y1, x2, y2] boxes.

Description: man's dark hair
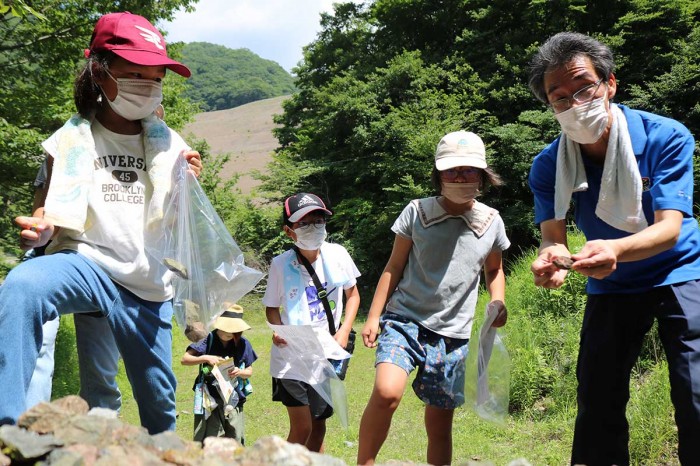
[[528, 32, 615, 103]]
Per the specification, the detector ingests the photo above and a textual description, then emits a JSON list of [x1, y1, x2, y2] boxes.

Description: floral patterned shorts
[[375, 313, 469, 409]]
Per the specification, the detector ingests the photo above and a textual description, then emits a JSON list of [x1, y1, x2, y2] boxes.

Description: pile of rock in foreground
[[0, 396, 535, 465], [0, 396, 344, 465]]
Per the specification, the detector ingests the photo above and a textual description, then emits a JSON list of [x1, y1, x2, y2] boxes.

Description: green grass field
[[44, 230, 681, 465], [53, 292, 573, 465]]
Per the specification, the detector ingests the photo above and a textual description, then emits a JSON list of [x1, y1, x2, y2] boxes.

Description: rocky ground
[[0, 396, 533, 466]]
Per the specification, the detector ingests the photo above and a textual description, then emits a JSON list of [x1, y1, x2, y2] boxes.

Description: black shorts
[[271, 378, 333, 420]]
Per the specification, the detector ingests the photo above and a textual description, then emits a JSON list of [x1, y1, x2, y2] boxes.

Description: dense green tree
[[263, 0, 700, 285], [0, 0, 46, 20], [624, 23, 700, 203], [180, 42, 296, 111]]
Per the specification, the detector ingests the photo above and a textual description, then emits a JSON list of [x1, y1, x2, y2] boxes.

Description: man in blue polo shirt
[[527, 32, 700, 466]]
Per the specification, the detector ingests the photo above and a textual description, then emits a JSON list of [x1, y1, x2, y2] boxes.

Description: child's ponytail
[[73, 51, 113, 118]]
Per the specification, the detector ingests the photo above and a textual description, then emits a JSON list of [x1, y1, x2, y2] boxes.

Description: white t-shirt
[[262, 244, 360, 330], [43, 119, 190, 301], [262, 243, 360, 377]]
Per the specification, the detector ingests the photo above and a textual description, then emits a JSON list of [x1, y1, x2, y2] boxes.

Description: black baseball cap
[[283, 193, 332, 224]]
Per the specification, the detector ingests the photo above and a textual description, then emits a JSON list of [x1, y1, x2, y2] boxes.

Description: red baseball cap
[[86, 12, 191, 78]]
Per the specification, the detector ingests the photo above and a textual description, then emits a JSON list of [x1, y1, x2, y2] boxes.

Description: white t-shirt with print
[[43, 119, 190, 302], [262, 244, 360, 331], [263, 243, 360, 377]]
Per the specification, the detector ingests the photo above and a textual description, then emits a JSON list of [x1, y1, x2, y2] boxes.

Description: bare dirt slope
[[183, 95, 289, 193]]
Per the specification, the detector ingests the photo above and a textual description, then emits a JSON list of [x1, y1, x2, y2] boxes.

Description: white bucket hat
[[434, 131, 487, 170]]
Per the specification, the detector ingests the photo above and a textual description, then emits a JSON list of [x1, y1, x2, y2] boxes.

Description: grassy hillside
[[182, 96, 287, 194], [181, 42, 296, 112]]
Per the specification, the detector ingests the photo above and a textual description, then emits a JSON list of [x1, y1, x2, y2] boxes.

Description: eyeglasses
[[549, 78, 605, 113], [439, 167, 481, 181], [295, 218, 327, 229]]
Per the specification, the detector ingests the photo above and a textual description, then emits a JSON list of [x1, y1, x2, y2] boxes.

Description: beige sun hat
[[434, 130, 487, 170], [214, 304, 251, 333]]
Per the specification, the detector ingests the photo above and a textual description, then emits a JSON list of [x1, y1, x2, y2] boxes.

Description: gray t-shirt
[[385, 197, 510, 339]]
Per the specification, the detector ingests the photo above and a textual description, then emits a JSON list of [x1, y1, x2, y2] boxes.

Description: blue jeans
[[0, 250, 176, 434], [572, 280, 700, 466], [75, 314, 122, 411], [25, 315, 122, 411]]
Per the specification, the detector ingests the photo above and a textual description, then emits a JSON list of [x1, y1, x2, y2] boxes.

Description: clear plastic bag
[[267, 323, 350, 430], [146, 155, 263, 340], [464, 302, 511, 425]]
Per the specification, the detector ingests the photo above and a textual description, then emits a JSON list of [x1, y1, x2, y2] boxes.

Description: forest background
[[1, 0, 699, 464]]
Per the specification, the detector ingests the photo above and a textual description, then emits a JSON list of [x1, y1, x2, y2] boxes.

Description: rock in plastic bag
[[145, 155, 263, 341]]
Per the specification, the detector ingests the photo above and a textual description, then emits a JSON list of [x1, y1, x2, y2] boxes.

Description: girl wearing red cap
[[0, 12, 201, 434]]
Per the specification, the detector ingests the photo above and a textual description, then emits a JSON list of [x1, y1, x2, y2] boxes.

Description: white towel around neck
[[44, 114, 178, 233], [554, 104, 648, 233]]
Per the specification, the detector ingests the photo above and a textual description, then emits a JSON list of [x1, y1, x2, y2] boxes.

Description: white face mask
[[103, 71, 163, 121], [555, 96, 609, 144], [294, 225, 327, 250], [441, 182, 480, 204]]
